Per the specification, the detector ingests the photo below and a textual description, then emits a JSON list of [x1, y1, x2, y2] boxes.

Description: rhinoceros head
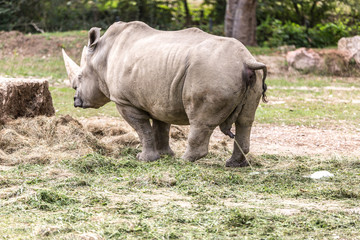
[[62, 27, 109, 109]]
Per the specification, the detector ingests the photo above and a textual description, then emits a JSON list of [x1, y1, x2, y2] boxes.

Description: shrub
[[257, 19, 357, 48], [308, 21, 350, 47], [257, 18, 308, 47]]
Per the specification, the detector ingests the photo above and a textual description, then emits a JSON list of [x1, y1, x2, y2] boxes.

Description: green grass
[[0, 30, 86, 81], [267, 76, 360, 88], [247, 46, 279, 56], [1, 153, 359, 239], [50, 87, 119, 117], [41, 30, 89, 38], [0, 57, 67, 80], [254, 76, 360, 127]]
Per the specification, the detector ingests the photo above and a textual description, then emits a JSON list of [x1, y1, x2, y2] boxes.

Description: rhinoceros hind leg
[[116, 104, 160, 162], [225, 118, 252, 168], [182, 125, 214, 162], [225, 156, 249, 167], [152, 119, 174, 156]]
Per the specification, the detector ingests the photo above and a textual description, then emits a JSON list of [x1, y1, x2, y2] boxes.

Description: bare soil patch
[[250, 124, 360, 157], [0, 31, 85, 58]]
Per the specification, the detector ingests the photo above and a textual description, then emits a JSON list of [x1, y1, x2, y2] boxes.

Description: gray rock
[[286, 48, 321, 71], [286, 48, 352, 75], [338, 35, 360, 65]]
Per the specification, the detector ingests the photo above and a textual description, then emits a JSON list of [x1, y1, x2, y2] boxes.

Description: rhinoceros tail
[[246, 61, 268, 103]]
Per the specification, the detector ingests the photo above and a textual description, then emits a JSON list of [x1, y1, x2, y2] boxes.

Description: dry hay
[[80, 117, 141, 148], [0, 115, 107, 165], [0, 115, 192, 166]]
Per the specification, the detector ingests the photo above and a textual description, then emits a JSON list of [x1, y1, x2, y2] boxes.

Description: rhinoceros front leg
[[225, 117, 253, 167], [116, 104, 160, 162], [182, 124, 214, 162], [152, 119, 174, 156]]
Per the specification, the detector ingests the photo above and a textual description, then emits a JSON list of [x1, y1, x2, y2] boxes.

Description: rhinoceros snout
[[74, 97, 83, 108]]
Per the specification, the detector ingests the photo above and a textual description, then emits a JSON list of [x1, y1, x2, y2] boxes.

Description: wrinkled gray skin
[[62, 21, 267, 167]]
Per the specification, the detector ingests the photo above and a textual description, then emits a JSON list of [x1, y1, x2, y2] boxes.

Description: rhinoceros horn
[[80, 46, 87, 67], [62, 49, 80, 86]]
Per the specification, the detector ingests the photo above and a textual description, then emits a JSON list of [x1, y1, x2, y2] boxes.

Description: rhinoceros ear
[[88, 27, 101, 51]]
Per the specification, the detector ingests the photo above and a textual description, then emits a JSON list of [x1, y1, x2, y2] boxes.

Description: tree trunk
[[225, 0, 257, 46], [225, 0, 238, 37], [182, 0, 192, 26]]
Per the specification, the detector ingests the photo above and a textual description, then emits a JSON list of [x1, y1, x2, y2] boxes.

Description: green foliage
[[0, 0, 224, 32], [202, 0, 226, 24], [308, 21, 350, 47], [0, 0, 176, 32], [257, 18, 308, 47], [257, 18, 358, 47], [257, 0, 337, 28], [256, 0, 360, 47], [1, 0, 359, 48]]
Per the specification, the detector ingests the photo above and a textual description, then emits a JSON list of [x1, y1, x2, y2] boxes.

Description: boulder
[[286, 48, 352, 75], [338, 36, 360, 65], [0, 78, 55, 122], [286, 48, 321, 72], [317, 49, 352, 75]]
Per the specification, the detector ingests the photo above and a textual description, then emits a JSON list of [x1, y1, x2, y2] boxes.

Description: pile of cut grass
[[0, 153, 359, 239], [0, 115, 107, 165]]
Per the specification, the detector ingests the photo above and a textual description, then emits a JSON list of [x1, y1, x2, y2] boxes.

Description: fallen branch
[[30, 22, 45, 34]]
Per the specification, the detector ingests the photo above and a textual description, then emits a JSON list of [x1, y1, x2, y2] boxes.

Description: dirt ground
[[0, 30, 86, 58]]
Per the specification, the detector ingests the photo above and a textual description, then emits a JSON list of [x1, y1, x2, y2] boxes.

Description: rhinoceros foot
[[225, 157, 250, 168], [181, 151, 207, 162], [158, 147, 175, 157], [137, 151, 160, 162]]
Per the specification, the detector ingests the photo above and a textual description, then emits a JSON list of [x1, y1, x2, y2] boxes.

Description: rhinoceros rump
[[62, 21, 267, 167]]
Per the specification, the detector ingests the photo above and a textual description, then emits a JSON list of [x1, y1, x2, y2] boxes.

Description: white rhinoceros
[[62, 21, 267, 167]]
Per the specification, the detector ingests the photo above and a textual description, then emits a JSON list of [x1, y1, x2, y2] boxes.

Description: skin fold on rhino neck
[[87, 43, 112, 100]]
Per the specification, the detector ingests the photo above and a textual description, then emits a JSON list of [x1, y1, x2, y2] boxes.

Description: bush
[[308, 21, 350, 47], [257, 18, 308, 47], [257, 18, 358, 48], [0, 0, 175, 32]]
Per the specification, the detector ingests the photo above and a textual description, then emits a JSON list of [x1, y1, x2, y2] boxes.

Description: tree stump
[[0, 78, 55, 123]]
